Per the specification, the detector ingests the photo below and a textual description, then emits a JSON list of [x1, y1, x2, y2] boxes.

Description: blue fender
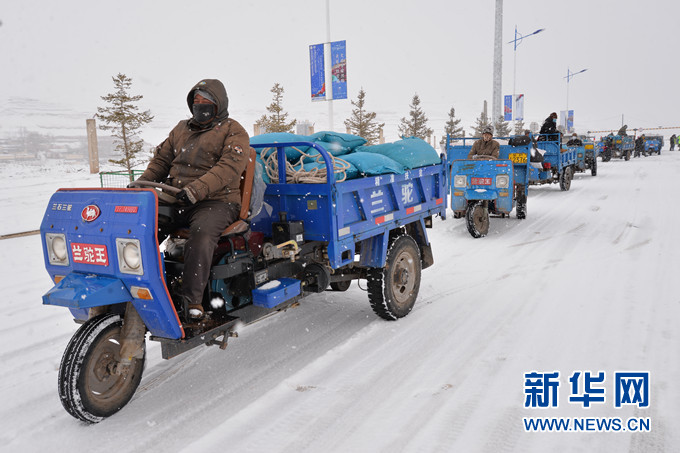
[[464, 188, 498, 200], [43, 273, 131, 309]]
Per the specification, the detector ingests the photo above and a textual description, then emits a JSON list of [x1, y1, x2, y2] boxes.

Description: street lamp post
[[508, 26, 545, 130], [564, 67, 587, 132]]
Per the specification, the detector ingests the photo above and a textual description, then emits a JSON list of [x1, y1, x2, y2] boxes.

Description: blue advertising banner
[[504, 95, 512, 121], [330, 40, 347, 100], [309, 43, 325, 101]]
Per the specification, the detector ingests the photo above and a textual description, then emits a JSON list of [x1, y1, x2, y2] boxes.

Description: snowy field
[[0, 152, 678, 453]]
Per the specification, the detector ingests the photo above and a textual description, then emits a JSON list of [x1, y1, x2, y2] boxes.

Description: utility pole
[[492, 0, 503, 123], [325, 0, 334, 131]]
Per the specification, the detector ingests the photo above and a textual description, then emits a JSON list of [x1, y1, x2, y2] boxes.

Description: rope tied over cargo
[[260, 146, 351, 184]]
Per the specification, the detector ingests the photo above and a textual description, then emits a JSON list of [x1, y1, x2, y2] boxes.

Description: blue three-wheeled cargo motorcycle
[[40, 142, 448, 422], [446, 135, 531, 238]]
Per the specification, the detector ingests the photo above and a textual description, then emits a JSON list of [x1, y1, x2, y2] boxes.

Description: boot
[[188, 304, 205, 320]]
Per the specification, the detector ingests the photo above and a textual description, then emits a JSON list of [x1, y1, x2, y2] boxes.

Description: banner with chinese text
[[330, 40, 347, 100], [309, 43, 325, 101], [504, 95, 512, 121]]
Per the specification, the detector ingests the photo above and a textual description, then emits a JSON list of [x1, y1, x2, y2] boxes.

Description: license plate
[[71, 242, 109, 266], [508, 153, 527, 164], [471, 177, 492, 185]]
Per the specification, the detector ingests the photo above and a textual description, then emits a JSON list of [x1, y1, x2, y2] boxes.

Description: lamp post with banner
[[508, 26, 545, 127], [564, 68, 587, 133], [565, 67, 588, 113]]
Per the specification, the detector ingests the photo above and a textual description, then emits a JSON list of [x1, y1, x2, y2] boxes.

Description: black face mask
[[192, 103, 216, 124]]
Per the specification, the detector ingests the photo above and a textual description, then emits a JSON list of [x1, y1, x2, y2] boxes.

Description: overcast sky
[[1, 0, 679, 145]]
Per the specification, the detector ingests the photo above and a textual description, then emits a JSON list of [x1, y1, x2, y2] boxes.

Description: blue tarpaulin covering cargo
[[250, 132, 440, 182]]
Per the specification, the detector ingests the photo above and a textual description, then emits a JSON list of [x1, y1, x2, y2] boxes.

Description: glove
[[176, 189, 194, 204]]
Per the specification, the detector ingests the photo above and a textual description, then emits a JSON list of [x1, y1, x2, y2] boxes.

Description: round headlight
[[123, 242, 141, 269], [496, 174, 510, 189], [52, 236, 67, 260]]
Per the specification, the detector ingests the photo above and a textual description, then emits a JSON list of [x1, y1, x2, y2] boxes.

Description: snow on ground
[[0, 152, 678, 452]]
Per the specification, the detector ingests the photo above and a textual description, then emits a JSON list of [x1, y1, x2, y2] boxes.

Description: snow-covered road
[[1, 153, 677, 452]]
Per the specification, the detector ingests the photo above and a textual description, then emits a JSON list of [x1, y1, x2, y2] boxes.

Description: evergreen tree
[[471, 111, 493, 137], [344, 88, 384, 145], [440, 106, 464, 146], [256, 83, 296, 133], [513, 119, 526, 135], [398, 93, 433, 140], [96, 73, 153, 174], [494, 115, 511, 137]]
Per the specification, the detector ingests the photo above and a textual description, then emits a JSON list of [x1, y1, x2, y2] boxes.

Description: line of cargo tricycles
[[38, 129, 605, 423], [597, 133, 664, 161], [446, 131, 597, 238]]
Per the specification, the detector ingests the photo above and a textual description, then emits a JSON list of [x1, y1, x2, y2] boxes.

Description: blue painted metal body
[[250, 142, 448, 268], [252, 278, 301, 309], [600, 134, 634, 160], [530, 135, 577, 185], [40, 189, 184, 340], [446, 136, 530, 215], [40, 143, 447, 342], [644, 136, 663, 154], [570, 140, 598, 174], [572, 144, 587, 172], [584, 140, 599, 160]]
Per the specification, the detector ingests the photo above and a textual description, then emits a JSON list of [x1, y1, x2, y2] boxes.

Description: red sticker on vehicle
[[71, 243, 109, 266], [115, 205, 139, 214], [81, 205, 101, 222], [471, 177, 492, 185]]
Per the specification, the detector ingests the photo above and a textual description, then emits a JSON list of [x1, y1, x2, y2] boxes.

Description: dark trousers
[[159, 201, 239, 306]]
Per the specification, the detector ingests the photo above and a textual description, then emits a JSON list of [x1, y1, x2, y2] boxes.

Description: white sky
[[1, 0, 679, 145]]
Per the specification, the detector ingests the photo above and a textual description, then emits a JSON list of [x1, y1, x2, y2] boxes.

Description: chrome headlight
[[46, 233, 69, 266], [116, 238, 144, 275], [496, 174, 510, 189], [454, 175, 467, 188]]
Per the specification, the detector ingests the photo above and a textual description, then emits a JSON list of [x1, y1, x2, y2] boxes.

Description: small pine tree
[[471, 111, 493, 137], [513, 119, 525, 136], [494, 115, 511, 137], [96, 73, 153, 175], [398, 93, 433, 140], [344, 88, 384, 145], [440, 107, 464, 146], [256, 83, 296, 133]]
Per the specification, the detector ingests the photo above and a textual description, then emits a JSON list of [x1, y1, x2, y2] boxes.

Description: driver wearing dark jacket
[[467, 126, 499, 159], [137, 79, 250, 319]]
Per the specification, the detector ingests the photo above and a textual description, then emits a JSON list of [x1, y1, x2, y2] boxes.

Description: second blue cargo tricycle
[[530, 133, 578, 191], [447, 135, 530, 238]]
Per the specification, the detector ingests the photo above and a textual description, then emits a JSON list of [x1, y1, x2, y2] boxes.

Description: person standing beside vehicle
[[467, 126, 499, 159], [634, 134, 647, 157], [136, 79, 250, 320], [671, 134, 677, 151]]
